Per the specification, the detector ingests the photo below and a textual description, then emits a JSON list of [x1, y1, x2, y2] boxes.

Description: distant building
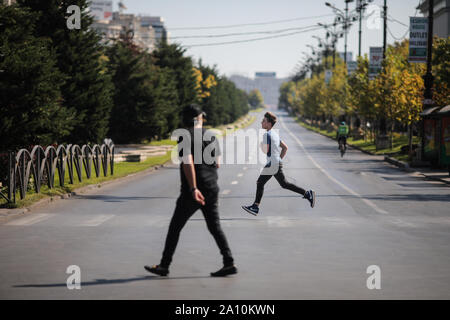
[[140, 16, 169, 46], [417, 0, 450, 38], [230, 73, 288, 107], [89, 1, 167, 52]]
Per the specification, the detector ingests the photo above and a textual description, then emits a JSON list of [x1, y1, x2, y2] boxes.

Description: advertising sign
[[369, 47, 383, 80], [409, 17, 428, 63], [90, 1, 113, 21], [325, 70, 332, 84], [347, 61, 358, 75]]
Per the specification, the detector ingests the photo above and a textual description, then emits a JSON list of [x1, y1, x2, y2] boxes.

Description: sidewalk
[[300, 122, 450, 186]]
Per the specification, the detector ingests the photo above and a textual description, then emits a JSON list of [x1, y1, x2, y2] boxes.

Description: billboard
[[409, 17, 428, 63], [90, 0, 113, 21], [369, 47, 383, 80], [325, 70, 332, 84], [347, 61, 358, 75]]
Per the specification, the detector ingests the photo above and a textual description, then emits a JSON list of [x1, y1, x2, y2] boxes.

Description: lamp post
[[318, 22, 344, 68], [325, 1, 357, 64], [355, 0, 373, 57]]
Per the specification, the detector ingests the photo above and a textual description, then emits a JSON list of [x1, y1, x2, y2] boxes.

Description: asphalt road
[[1, 110, 449, 299]]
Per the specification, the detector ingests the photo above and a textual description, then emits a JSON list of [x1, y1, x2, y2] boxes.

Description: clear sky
[[117, 0, 421, 79]]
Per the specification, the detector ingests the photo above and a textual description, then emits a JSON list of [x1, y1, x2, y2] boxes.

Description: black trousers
[[160, 189, 234, 268], [254, 163, 306, 204]]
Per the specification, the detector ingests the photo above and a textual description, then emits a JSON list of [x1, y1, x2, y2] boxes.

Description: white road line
[[231, 181, 239, 185], [237, 173, 244, 177], [222, 189, 231, 195], [243, 167, 248, 170], [280, 117, 389, 215], [78, 214, 115, 227], [5, 214, 54, 226]]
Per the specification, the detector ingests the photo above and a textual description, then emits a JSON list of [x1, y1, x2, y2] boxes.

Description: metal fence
[[0, 143, 114, 204]]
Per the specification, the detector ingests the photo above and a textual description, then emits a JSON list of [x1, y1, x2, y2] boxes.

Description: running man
[[242, 112, 315, 216]]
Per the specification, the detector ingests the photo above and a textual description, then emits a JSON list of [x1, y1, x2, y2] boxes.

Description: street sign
[[369, 47, 383, 80], [325, 70, 332, 84], [409, 17, 428, 63], [347, 61, 358, 75]]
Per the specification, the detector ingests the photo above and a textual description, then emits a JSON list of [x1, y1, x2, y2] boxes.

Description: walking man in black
[[145, 104, 237, 277]]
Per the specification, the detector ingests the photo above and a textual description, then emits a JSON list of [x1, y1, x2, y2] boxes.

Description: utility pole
[[358, 0, 363, 57], [423, 0, 434, 109], [383, 0, 387, 59], [344, 0, 349, 64]]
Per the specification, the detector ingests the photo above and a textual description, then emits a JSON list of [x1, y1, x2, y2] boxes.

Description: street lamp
[[324, 1, 357, 64]]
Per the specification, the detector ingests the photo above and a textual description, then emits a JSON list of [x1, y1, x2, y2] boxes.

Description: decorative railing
[[0, 143, 114, 204]]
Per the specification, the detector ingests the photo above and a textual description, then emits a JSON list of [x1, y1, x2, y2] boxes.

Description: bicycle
[[338, 137, 346, 157]]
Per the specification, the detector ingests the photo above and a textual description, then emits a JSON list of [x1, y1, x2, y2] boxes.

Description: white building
[[89, 1, 167, 52], [418, 0, 450, 38]]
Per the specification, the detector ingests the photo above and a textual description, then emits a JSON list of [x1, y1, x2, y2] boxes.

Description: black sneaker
[[210, 265, 238, 277], [144, 264, 169, 276], [242, 204, 259, 216], [303, 190, 316, 208]]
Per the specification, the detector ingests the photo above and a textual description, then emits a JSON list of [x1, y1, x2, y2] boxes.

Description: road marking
[[5, 214, 54, 226], [237, 173, 243, 177], [243, 167, 248, 171], [231, 181, 238, 185], [280, 117, 389, 215], [222, 189, 231, 195], [78, 214, 115, 227]]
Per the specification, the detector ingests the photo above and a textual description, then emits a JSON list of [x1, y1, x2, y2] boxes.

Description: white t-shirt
[[263, 129, 282, 166]]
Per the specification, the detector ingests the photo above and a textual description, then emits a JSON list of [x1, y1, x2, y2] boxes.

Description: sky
[[115, 0, 422, 79]]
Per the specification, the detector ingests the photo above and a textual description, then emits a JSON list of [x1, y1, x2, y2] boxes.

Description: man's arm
[[182, 154, 205, 205], [280, 140, 288, 159], [260, 142, 269, 154]]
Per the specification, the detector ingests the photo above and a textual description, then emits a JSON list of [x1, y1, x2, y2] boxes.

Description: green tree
[[17, 0, 114, 145], [248, 89, 264, 109], [0, 4, 73, 152], [106, 41, 178, 143], [152, 42, 198, 112]]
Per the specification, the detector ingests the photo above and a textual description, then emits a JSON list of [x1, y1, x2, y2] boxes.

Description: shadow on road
[[13, 275, 213, 288], [72, 195, 177, 202]]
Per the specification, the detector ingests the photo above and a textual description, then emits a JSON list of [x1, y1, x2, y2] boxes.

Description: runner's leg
[[254, 174, 273, 205], [274, 165, 306, 196]]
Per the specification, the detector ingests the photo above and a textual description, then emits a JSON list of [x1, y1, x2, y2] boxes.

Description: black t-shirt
[[177, 127, 221, 193]]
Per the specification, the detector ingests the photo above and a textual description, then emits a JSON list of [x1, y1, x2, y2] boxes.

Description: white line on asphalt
[[78, 214, 115, 227], [243, 167, 248, 170], [231, 181, 239, 185], [222, 189, 231, 195], [237, 173, 243, 177], [5, 214, 54, 226], [280, 117, 389, 215]]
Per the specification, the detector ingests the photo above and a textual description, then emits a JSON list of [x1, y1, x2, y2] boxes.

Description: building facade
[[418, 0, 450, 38], [89, 1, 168, 52]]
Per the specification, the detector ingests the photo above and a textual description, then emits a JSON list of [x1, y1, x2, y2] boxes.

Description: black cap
[[182, 104, 206, 126]]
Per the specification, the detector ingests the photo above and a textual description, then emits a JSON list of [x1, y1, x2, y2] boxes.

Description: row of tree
[[0, 0, 252, 151], [279, 37, 449, 148]]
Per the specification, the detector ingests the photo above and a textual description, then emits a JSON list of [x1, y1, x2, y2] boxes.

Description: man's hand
[[192, 188, 205, 206]]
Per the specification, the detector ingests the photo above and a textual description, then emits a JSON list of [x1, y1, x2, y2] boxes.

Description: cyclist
[[337, 121, 349, 150]]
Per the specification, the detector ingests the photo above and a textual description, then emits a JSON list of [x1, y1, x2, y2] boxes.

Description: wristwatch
[[191, 187, 198, 193]]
